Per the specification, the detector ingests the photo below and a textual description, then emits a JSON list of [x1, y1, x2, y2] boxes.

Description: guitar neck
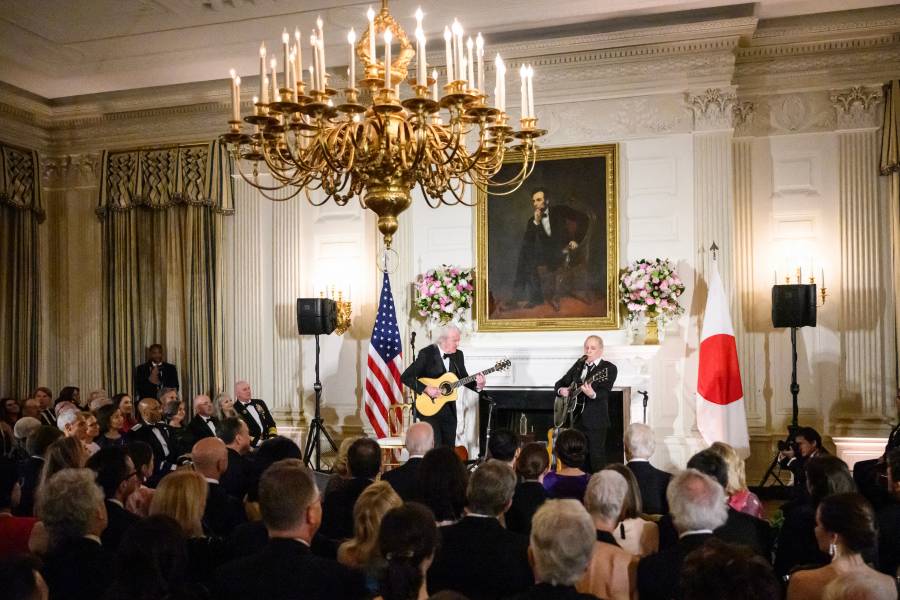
[[453, 365, 500, 388]]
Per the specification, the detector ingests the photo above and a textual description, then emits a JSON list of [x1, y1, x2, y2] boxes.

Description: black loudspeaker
[[296, 298, 337, 335], [771, 284, 817, 328]]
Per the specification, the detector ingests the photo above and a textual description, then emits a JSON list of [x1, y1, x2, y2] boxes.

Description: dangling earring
[[828, 541, 836, 557]]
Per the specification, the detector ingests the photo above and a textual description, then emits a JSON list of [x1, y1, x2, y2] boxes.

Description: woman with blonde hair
[[708, 441, 764, 519], [38, 437, 86, 492], [339, 481, 402, 592], [605, 463, 659, 557], [214, 393, 236, 421]]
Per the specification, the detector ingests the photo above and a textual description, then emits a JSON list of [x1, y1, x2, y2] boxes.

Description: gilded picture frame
[[475, 144, 619, 332]]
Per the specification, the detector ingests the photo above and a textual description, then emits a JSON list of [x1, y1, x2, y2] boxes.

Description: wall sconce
[[775, 265, 828, 306], [320, 286, 352, 335]]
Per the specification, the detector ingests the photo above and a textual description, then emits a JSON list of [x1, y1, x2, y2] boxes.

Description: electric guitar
[[414, 358, 511, 417]]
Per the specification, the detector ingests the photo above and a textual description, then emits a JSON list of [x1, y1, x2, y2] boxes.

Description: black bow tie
[[202, 417, 211, 423], [443, 353, 452, 359]]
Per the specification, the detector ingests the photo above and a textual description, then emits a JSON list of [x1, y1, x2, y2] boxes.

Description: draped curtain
[[97, 142, 233, 404], [882, 80, 900, 394], [0, 143, 43, 399]]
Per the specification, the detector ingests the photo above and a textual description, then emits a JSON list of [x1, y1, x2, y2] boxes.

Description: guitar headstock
[[495, 358, 512, 371]]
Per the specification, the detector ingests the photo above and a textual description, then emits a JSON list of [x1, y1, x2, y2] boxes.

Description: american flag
[[365, 272, 403, 438]]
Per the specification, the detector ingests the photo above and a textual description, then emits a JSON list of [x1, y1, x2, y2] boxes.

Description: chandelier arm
[[230, 154, 299, 194]]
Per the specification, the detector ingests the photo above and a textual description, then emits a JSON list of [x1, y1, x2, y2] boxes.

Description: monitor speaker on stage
[[296, 298, 337, 335], [771, 284, 817, 328]]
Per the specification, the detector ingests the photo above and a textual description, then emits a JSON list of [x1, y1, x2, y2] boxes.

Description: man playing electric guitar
[[401, 325, 484, 448], [555, 335, 618, 473]]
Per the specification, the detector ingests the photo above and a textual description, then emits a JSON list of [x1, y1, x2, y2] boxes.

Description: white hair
[[584, 470, 628, 523], [89, 397, 113, 412], [38, 468, 104, 545], [530, 499, 596, 586], [14, 416, 41, 441], [667, 469, 728, 533], [823, 570, 897, 600], [624, 423, 656, 459], [436, 324, 461, 343], [405, 422, 435, 456], [56, 409, 81, 432]]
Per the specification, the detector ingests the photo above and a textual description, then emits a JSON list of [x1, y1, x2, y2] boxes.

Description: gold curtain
[[0, 143, 43, 399], [882, 80, 900, 395], [97, 142, 233, 404]]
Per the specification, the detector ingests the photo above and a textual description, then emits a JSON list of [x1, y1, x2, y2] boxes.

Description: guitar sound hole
[[440, 383, 453, 395]]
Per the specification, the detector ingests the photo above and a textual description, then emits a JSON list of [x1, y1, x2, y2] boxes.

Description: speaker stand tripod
[[304, 334, 338, 472], [758, 326, 801, 487]]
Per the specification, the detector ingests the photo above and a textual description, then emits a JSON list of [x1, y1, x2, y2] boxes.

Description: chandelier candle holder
[[220, 1, 545, 248]]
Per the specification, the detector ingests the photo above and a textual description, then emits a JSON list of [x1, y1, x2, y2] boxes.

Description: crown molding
[[750, 5, 900, 45]]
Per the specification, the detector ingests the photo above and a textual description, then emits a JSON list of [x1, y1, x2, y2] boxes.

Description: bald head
[[193, 394, 213, 418], [406, 422, 435, 457], [192, 437, 228, 479], [138, 398, 162, 424]]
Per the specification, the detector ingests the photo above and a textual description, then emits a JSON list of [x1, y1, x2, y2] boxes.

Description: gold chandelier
[[220, 1, 545, 248]]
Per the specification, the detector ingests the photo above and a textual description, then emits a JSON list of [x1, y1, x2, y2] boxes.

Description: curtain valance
[[0, 143, 44, 223]]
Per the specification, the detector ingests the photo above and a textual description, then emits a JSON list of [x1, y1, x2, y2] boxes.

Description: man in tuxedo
[[213, 459, 366, 599], [319, 437, 381, 542], [15, 425, 62, 516], [401, 325, 484, 448], [133, 344, 179, 401], [86, 446, 141, 551], [218, 417, 252, 500], [188, 394, 219, 443], [193, 437, 246, 536], [513, 188, 589, 311], [877, 447, 900, 576], [383, 422, 433, 501], [624, 423, 672, 515], [428, 461, 533, 600], [555, 335, 617, 473], [637, 469, 728, 600], [233, 380, 277, 447], [128, 398, 175, 484]]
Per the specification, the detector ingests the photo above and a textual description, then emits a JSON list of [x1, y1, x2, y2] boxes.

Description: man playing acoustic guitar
[[401, 325, 484, 448], [555, 335, 617, 473]]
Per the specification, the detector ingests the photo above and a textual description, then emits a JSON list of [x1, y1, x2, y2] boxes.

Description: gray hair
[[405, 422, 435, 457], [823, 570, 897, 600], [530, 499, 596, 586], [14, 416, 41, 441], [38, 468, 104, 546], [667, 469, 728, 533], [56, 409, 81, 432], [467, 460, 516, 516], [624, 423, 656, 459], [584, 470, 628, 523], [89, 397, 113, 412], [436, 324, 461, 343]]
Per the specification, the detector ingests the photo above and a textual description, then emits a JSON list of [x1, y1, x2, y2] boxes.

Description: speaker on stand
[[296, 298, 338, 471]]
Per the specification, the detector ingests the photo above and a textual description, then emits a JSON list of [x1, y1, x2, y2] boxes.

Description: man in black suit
[[233, 380, 277, 447], [624, 423, 672, 515], [877, 447, 900, 576], [855, 396, 900, 509], [213, 459, 366, 599], [513, 188, 589, 311], [428, 460, 533, 600], [555, 335, 617, 473], [16, 425, 62, 516], [128, 397, 175, 484], [133, 344, 179, 401], [218, 416, 253, 500], [319, 437, 381, 542], [383, 421, 433, 501], [778, 426, 828, 502], [86, 446, 141, 551], [188, 394, 219, 443], [193, 437, 246, 537], [401, 325, 484, 448], [637, 469, 728, 600]]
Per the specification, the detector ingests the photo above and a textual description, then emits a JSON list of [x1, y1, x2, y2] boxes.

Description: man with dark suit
[[213, 459, 366, 600], [128, 397, 175, 484], [401, 325, 484, 448], [778, 426, 828, 501], [233, 380, 277, 447], [513, 188, 589, 311], [637, 469, 728, 600], [383, 422, 433, 501], [319, 438, 381, 542], [15, 425, 62, 516], [218, 416, 253, 500], [86, 446, 141, 551], [877, 447, 900, 576], [624, 423, 672, 515], [428, 460, 533, 600], [133, 344, 179, 401], [193, 437, 246, 537], [555, 335, 617, 473], [188, 394, 219, 443]]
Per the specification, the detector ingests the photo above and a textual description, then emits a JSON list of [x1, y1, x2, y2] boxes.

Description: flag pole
[[710, 241, 719, 262]]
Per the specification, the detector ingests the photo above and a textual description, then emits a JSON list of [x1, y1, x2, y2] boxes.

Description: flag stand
[[304, 333, 338, 472]]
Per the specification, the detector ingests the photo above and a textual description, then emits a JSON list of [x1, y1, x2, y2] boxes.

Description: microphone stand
[[639, 390, 649, 424]]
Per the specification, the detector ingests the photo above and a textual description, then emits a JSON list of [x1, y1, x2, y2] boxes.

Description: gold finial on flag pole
[[710, 241, 719, 261]]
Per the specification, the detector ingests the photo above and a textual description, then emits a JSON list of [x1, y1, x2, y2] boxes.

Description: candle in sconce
[[310, 33, 319, 89], [466, 37, 474, 90], [452, 20, 464, 82], [347, 28, 357, 87], [519, 64, 527, 121], [415, 7, 425, 85], [443, 26, 453, 84], [282, 29, 290, 86], [270, 58, 278, 101], [229, 69, 239, 121], [259, 43, 268, 104], [526, 64, 534, 119], [494, 54, 505, 112], [286, 52, 294, 96], [475, 33, 484, 94], [367, 7, 376, 65], [294, 28, 303, 86], [384, 28, 393, 90]]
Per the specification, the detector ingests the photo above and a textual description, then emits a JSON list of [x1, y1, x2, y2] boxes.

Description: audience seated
[[624, 423, 671, 515], [544, 429, 591, 500], [876, 447, 900, 577], [708, 441, 765, 519], [93, 404, 126, 449], [217, 416, 252, 501], [376, 502, 438, 600], [0, 554, 49, 600], [38, 469, 111, 600], [487, 429, 521, 466], [128, 398, 176, 483], [85, 447, 140, 550], [508, 499, 597, 600], [192, 437, 246, 537], [12, 417, 41, 461], [80, 411, 100, 456], [417, 446, 468, 525], [681, 538, 780, 600], [506, 442, 549, 536], [38, 437, 87, 493], [188, 394, 219, 443], [245, 435, 303, 504], [2, 397, 21, 427], [822, 570, 899, 600], [775, 455, 856, 577], [21, 398, 40, 421], [636, 469, 728, 600], [605, 463, 659, 556], [320, 437, 381, 542], [337, 480, 402, 591], [577, 470, 638, 600], [15, 425, 62, 516], [124, 441, 155, 517], [428, 460, 533, 600], [34, 387, 56, 428], [55, 409, 85, 440], [213, 393, 236, 421], [0, 457, 38, 558], [383, 422, 433, 501], [111, 394, 136, 432], [54, 387, 80, 410], [213, 459, 366, 599], [779, 426, 829, 502], [787, 493, 895, 600]]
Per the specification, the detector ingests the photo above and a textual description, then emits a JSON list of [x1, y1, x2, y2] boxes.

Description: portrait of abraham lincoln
[[475, 144, 619, 332]]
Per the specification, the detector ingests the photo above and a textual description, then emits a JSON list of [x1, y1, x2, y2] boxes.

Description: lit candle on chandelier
[[282, 29, 290, 87], [347, 28, 357, 87], [432, 68, 438, 100], [294, 28, 303, 87], [526, 64, 534, 119], [310, 32, 319, 89], [367, 6, 376, 65], [383, 28, 393, 90], [317, 16, 326, 90], [451, 20, 463, 81], [229, 69, 239, 122], [494, 54, 506, 112], [466, 37, 474, 90], [259, 43, 268, 104], [519, 64, 527, 121], [443, 26, 453, 84], [475, 33, 484, 94], [270, 58, 278, 101], [287, 50, 296, 99], [415, 7, 425, 85]]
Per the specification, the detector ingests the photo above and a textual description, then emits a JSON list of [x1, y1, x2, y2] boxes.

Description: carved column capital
[[688, 88, 737, 131], [41, 153, 101, 188], [830, 86, 883, 130], [732, 101, 756, 137]]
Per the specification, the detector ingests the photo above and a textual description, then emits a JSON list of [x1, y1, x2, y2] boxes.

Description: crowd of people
[[1, 381, 899, 600]]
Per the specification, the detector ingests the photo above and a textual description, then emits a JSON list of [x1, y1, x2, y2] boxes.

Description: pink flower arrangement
[[620, 258, 685, 319], [416, 265, 475, 325]]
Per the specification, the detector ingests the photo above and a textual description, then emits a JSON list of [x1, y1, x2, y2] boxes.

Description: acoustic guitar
[[547, 365, 609, 465], [414, 358, 511, 417]]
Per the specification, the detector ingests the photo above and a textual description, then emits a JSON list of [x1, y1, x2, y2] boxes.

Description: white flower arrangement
[[415, 265, 475, 326], [620, 258, 686, 324]]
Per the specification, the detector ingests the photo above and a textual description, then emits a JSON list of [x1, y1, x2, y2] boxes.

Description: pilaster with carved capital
[[830, 86, 883, 131], [688, 88, 738, 132]]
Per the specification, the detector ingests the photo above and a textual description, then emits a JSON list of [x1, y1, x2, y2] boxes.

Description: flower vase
[[644, 315, 659, 345], [655, 315, 667, 344]]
